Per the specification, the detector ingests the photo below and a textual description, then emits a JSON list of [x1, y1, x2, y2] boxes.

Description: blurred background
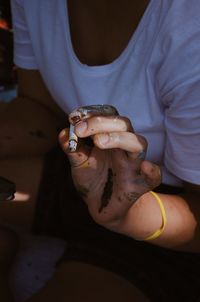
[[0, 0, 17, 102]]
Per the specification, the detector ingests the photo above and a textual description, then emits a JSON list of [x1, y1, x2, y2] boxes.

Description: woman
[[0, 0, 200, 301]]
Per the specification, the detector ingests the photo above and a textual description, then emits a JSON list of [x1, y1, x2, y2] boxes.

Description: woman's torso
[[67, 0, 149, 66], [14, 0, 185, 186]]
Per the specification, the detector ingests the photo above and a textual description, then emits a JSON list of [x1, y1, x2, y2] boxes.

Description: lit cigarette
[[69, 124, 78, 152]]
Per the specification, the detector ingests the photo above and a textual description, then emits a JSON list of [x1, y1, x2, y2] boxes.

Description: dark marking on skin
[[124, 192, 141, 203], [133, 177, 151, 189], [29, 130, 47, 139], [124, 151, 129, 158], [76, 185, 89, 198], [118, 196, 122, 203], [133, 177, 147, 186], [99, 168, 113, 213]]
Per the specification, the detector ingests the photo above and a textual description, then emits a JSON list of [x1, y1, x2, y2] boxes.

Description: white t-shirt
[[11, 0, 200, 186]]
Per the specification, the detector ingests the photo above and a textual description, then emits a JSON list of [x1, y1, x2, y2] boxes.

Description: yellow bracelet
[[143, 191, 167, 241]]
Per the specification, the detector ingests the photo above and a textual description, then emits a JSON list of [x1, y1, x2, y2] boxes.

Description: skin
[[65, 108, 160, 224], [0, 0, 200, 300], [59, 113, 199, 250]]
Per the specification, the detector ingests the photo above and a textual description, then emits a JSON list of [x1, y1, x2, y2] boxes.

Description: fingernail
[[75, 121, 87, 135], [98, 133, 110, 145]]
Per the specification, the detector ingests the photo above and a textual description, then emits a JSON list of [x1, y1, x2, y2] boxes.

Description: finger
[[75, 115, 134, 138], [140, 161, 162, 189], [93, 131, 147, 160], [58, 128, 70, 151], [58, 129, 91, 168]]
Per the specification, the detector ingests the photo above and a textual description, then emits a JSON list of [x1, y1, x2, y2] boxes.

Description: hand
[[59, 113, 161, 228]]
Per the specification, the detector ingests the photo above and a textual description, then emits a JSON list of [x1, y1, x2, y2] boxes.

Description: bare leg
[[0, 157, 44, 230], [0, 157, 43, 300], [27, 261, 150, 302]]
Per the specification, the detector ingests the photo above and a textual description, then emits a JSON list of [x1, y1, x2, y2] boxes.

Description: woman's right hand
[[59, 112, 161, 229]]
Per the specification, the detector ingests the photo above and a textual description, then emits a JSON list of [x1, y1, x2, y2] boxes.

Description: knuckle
[[137, 135, 148, 150], [110, 132, 119, 144], [95, 116, 104, 124], [120, 116, 133, 130]]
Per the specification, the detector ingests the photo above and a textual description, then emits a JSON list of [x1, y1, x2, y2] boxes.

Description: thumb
[[58, 129, 91, 168]]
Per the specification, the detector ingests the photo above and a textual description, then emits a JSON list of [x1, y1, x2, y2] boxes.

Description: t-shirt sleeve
[[157, 7, 200, 185], [10, 0, 38, 69]]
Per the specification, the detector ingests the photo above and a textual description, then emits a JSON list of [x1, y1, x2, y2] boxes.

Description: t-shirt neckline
[[62, 0, 154, 74]]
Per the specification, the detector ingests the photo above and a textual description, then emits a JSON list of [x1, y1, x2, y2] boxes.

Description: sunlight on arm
[[12, 191, 30, 202]]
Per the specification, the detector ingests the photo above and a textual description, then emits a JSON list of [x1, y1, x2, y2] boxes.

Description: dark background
[[0, 0, 15, 88], [0, 0, 12, 28]]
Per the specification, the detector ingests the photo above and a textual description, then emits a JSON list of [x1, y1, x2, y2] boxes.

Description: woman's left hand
[[59, 112, 161, 229]]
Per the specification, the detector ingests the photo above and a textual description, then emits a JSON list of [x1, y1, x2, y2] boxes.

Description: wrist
[[113, 191, 165, 240]]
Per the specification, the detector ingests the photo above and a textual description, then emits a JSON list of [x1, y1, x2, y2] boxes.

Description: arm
[[114, 182, 199, 252], [59, 114, 200, 253], [0, 68, 66, 158], [59, 10, 200, 252]]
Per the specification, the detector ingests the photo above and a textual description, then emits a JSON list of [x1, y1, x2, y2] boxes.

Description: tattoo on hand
[[99, 168, 113, 213], [124, 191, 141, 203]]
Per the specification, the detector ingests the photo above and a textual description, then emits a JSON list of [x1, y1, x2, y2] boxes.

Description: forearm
[[0, 97, 65, 158], [115, 190, 199, 252]]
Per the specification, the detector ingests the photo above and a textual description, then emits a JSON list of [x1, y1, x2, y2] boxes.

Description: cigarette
[[69, 124, 78, 152]]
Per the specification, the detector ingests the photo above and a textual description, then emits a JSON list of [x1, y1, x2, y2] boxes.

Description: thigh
[[0, 157, 44, 230], [26, 261, 150, 302]]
